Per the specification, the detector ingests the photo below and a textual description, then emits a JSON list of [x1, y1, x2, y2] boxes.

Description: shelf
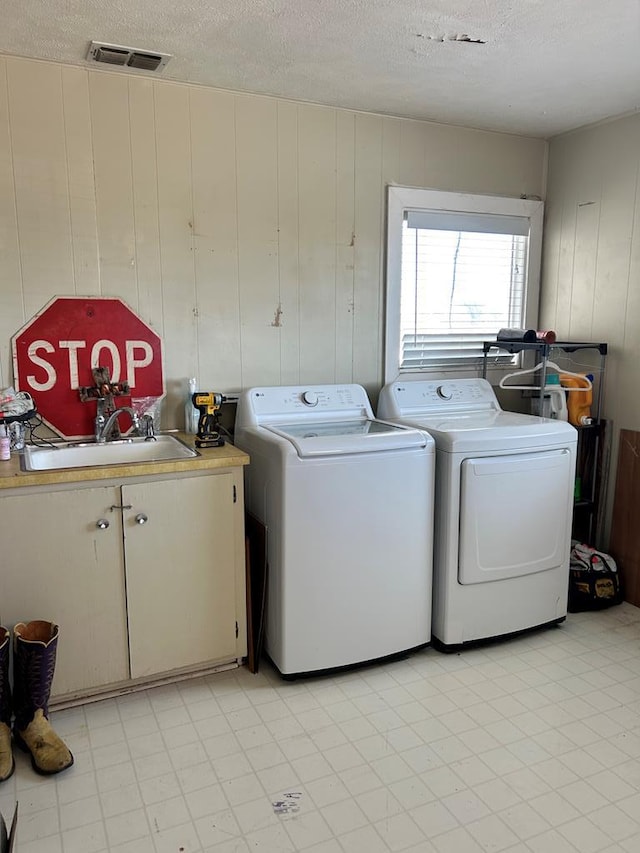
[[482, 338, 608, 547], [483, 340, 607, 356]]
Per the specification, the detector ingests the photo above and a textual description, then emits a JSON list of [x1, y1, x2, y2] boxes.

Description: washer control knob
[[302, 391, 319, 407], [436, 384, 453, 400]]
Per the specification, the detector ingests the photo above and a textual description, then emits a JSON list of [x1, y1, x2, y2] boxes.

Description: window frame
[[384, 185, 544, 383]]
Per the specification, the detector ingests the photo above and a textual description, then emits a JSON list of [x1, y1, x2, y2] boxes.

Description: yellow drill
[[192, 392, 226, 448]]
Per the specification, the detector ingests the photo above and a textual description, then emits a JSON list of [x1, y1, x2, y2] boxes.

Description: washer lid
[[392, 409, 577, 453], [263, 418, 430, 457]]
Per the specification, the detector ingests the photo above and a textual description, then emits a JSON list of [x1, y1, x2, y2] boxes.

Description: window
[[385, 186, 543, 381]]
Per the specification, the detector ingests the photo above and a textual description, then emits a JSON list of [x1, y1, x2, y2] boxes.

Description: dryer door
[[458, 449, 573, 584]]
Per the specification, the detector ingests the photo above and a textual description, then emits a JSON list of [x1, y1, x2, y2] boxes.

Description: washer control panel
[[248, 384, 372, 419]]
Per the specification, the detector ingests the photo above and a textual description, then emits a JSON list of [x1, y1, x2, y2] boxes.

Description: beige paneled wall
[[541, 113, 640, 544], [0, 55, 546, 425]]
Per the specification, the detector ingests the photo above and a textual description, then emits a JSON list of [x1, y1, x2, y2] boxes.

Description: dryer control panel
[[378, 378, 500, 417]]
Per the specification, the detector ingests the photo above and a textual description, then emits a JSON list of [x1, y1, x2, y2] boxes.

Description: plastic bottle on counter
[[0, 426, 10, 461], [184, 378, 199, 434]]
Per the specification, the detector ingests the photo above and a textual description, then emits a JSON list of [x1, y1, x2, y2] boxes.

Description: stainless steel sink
[[21, 435, 199, 472]]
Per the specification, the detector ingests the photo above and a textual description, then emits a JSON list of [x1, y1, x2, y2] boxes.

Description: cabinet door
[[122, 474, 237, 679], [0, 486, 129, 697]]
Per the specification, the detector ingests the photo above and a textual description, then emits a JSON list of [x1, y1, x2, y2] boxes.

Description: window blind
[[400, 216, 529, 369]]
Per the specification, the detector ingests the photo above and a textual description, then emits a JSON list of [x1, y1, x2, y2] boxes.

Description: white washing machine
[[378, 378, 577, 648], [235, 384, 435, 676]]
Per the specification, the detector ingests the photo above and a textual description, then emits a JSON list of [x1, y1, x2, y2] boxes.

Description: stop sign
[[12, 297, 164, 439]]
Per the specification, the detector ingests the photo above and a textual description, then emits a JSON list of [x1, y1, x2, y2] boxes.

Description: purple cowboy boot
[[13, 621, 73, 775]]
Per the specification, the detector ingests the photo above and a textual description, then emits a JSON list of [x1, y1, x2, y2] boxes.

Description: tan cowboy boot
[[13, 621, 73, 775], [0, 627, 13, 782]]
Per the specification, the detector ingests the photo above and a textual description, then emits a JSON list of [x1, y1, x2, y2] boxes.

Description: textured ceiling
[[2, 0, 640, 137]]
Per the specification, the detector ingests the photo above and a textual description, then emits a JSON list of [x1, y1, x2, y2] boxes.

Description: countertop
[[0, 434, 249, 490]]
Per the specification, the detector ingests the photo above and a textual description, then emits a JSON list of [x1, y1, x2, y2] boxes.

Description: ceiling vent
[[86, 41, 172, 72]]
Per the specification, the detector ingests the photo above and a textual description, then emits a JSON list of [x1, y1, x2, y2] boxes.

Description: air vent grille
[[94, 47, 129, 66], [128, 52, 164, 71], [87, 41, 172, 72]]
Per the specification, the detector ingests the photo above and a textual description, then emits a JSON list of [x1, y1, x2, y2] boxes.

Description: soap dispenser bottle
[[0, 425, 10, 461], [184, 378, 198, 434]]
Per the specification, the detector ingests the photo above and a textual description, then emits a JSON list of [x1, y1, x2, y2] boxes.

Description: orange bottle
[[560, 374, 593, 426]]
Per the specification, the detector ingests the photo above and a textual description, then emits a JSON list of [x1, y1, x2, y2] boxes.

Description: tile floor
[[2, 603, 640, 853]]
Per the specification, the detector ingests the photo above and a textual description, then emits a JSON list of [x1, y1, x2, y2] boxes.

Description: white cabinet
[[122, 474, 239, 679], [0, 485, 129, 696], [0, 467, 247, 702]]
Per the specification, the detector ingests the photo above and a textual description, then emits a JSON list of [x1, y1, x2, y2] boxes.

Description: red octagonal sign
[[12, 297, 164, 439]]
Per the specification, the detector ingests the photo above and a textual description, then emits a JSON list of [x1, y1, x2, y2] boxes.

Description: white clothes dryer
[[235, 384, 435, 676], [378, 378, 577, 649]]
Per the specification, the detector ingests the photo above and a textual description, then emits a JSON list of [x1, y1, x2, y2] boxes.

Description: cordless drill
[[192, 392, 226, 448]]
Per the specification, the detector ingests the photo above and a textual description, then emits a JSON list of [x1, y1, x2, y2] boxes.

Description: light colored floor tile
[[432, 825, 484, 853], [184, 782, 230, 819], [59, 794, 103, 831], [305, 774, 351, 809], [472, 777, 522, 812], [241, 822, 295, 851], [61, 820, 108, 853], [528, 790, 581, 827], [100, 781, 144, 818], [155, 820, 203, 853], [15, 807, 60, 844], [422, 765, 466, 798], [160, 720, 201, 749], [194, 807, 242, 847], [10, 605, 640, 853], [374, 812, 426, 851], [146, 795, 191, 833], [255, 762, 303, 795], [356, 786, 405, 822], [104, 808, 151, 846], [95, 760, 137, 793], [466, 813, 520, 851], [558, 816, 614, 853], [526, 827, 581, 852], [338, 823, 391, 853], [139, 771, 182, 806], [589, 804, 640, 843], [441, 789, 490, 825], [559, 779, 610, 814], [409, 799, 459, 838], [18, 838, 64, 853], [282, 809, 334, 850], [322, 797, 369, 834], [500, 803, 551, 841]]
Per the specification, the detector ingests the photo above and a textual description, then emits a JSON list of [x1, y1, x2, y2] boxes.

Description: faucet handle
[[139, 414, 156, 441]]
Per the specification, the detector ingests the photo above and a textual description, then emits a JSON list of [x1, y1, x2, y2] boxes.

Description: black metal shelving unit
[[482, 340, 608, 545]]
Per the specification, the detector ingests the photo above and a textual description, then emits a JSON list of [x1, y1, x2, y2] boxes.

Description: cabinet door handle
[[135, 513, 148, 525], [96, 518, 110, 530]]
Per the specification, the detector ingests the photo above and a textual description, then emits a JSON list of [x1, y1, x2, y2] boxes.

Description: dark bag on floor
[[568, 543, 623, 612]]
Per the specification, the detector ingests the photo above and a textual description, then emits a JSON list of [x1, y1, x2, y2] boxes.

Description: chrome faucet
[[95, 405, 140, 444]]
